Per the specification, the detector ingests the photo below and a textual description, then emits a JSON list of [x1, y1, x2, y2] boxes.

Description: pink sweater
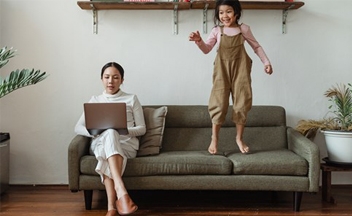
[[196, 24, 271, 66]]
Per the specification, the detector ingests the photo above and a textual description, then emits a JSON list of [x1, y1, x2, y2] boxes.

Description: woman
[[75, 62, 146, 216]]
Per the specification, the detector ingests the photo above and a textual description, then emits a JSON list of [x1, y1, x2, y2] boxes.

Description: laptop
[[84, 102, 129, 136]]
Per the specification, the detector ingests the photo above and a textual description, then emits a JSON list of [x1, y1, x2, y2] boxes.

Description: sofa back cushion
[[161, 105, 287, 153], [138, 106, 168, 156]]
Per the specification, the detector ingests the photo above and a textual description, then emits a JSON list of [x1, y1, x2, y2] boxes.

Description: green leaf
[[0, 46, 16, 69], [0, 68, 48, 98]]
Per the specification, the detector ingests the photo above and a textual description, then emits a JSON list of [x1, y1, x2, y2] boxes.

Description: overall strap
[[238, 23, 243, 34]]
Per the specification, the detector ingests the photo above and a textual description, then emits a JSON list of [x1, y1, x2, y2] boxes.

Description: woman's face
[[219, 5, 237, 27], [102, 66, 123, 95]]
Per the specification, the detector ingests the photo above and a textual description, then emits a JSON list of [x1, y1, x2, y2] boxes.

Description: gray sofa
[[68, 105, 320, 212]]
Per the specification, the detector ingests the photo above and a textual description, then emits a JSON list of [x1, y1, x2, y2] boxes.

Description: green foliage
[[296, 83, 352, 138], [0, 46, 48, 98], [0, 47, 16, 68], [325, 83, 352, 131]]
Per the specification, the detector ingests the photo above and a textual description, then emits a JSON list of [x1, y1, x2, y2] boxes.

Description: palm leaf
[[325, 83, 352, 131], [0, 46, 48, 98], [0, 47, 16, 69], [0, 69, 48, 98]]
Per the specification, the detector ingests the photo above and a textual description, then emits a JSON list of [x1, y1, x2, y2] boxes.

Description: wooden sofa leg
[[293, 192, 303, 212], [84, 190, 93, 210]]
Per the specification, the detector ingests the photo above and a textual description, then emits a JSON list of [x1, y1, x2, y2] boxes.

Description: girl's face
[[219, 5, 237, 27], [102, 66, 123, 95]]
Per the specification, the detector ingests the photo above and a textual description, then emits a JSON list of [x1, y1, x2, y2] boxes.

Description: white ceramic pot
[[322, 130, 352, 163]]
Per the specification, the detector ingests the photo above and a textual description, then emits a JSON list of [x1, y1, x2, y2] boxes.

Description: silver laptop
[[84, 102, 128, 136]]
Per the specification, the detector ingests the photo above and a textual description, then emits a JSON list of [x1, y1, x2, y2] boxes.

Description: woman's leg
[[236, 124, 249, 153], [104, 176, 118, 216], [108, 154, 127, 199], [104, 176, 117, 210], [108, 154, 138, 215], [208, 123, 221, 154]]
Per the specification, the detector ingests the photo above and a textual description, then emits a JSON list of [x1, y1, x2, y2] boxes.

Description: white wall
[[0, 1, 2, 41], [0, 0, 351, 185]]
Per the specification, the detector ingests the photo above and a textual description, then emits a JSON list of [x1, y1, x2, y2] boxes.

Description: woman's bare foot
[[236, 137, 250, 154], [208, 136, 218, 154]]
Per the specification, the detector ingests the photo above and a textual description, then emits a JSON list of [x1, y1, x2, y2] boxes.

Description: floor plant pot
[[322, 130, 352, 164], [0, 132, 10, 194]]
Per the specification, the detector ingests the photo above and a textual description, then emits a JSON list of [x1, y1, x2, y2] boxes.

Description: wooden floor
[[0, 185, 351, 215]]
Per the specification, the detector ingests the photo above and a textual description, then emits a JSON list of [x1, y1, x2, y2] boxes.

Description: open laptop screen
[[84, 102, 128, 136]]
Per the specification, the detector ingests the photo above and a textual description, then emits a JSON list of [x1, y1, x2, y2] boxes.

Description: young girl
[[189, 0, 273, 155]]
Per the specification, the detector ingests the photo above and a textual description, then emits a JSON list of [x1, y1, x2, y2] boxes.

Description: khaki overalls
[[208, 26, 253, 125]]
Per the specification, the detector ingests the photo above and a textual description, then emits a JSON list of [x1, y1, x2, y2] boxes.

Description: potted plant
[[0, 46, 48, 98], [0, 46, 48, 194], [296, 83, 352, 164]]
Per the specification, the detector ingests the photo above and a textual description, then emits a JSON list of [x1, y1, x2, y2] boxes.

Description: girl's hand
[[265, 65, 273, 75], [189, 31, 202, 42]]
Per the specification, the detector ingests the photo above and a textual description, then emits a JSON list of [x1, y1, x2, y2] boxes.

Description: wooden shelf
[[78, 1, 304, 10], [77, 1, 191, 10], [191, 1, 304, 10], [77, 1, 305, 34]]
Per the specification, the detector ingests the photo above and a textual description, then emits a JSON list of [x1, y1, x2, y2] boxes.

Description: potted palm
[[296, 83, 352, 164], [0, 46, 48, 194], [0, 46, 48, 98]]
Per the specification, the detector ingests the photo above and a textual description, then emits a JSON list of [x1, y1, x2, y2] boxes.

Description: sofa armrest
[[68, 135, 91, 191], [287, 127, 320, 192]]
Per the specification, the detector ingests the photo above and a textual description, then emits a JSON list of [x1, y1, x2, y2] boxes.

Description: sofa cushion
[[161, 106, 288, 152], [80, 151, 233, 177], [125, 151, 233, 176], [138, 106, 168, 156], [227, 149, 308, 176]]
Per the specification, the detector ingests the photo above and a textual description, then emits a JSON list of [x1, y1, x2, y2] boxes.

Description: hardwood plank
[[1, 185, 352, 215]]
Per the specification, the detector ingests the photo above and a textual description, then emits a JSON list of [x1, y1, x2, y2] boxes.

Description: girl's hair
[[101, 62, 125, 79], [213, 0, 242, 25]]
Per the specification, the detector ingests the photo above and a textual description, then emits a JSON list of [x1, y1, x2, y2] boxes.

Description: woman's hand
[[265, 65, 273, 75], [189, 31, 202, 42]]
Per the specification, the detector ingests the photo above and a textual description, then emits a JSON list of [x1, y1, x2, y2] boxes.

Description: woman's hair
[[101, 62, 125, 79], [213, 0, 242, 25]]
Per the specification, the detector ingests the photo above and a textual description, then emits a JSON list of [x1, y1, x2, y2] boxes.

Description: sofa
[[68, 105, 320, 212]]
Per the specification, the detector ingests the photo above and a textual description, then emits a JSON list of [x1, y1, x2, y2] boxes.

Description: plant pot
[[0, 132, 10, 194], [322, 130, 352, 163]]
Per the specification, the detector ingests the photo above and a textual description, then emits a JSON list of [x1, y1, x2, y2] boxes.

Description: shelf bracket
[[203, 3, 209, 34], [173, 4, 178, 35], [282, 4, 295, 34], [91, 4, 98, 34]]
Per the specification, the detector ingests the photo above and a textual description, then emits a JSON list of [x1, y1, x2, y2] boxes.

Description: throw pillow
[[138, 106, 168, 156]]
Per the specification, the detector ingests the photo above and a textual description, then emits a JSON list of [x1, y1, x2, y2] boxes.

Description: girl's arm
[[189, 27, 218, 54], [241, 24, 271, 66]]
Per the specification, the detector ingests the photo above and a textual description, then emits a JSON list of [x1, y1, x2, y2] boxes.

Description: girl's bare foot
[[236, 137, 250, 154], [208, 136, 218, 154]]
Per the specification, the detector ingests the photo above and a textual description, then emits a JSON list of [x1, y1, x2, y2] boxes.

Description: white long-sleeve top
[[74, 90, 146, 151]]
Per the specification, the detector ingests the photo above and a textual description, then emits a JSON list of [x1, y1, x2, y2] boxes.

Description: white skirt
[[90, 129, 137, 183]]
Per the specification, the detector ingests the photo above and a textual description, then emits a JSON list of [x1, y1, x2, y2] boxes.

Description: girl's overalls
[[208, 26, 253, 125]]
